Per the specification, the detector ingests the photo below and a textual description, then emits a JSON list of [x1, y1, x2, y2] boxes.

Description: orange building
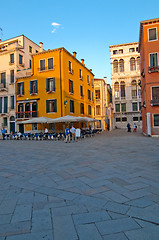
[[139, 18, 159, 136]]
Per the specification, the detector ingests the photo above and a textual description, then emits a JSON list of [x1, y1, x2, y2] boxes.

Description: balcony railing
[[151, 99, 159, 106], [16, 111, 38, 119], [148, 66, 159, 73], [0, 83, 7, 91]]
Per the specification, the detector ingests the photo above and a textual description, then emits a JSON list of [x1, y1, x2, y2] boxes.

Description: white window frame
[[149, 52, 158, 67], [148, 27, 158, 42], [39, 59, 46, 71], [47, 57, 54, 70], [153, 113, 159, 127]]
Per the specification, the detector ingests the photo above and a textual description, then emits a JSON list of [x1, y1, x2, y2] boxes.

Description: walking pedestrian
[[127, 123, 131, 132], [65, 125, 70, 143], [70, 125, 77, 142], [2, 128, 6, 140]]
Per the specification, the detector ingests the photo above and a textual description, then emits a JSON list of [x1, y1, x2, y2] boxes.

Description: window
[[140, 116, 142, 121], [122, 117, 127, 122], [80, 85, 83, 97], [154, 114, 159, 126], [29, 46, 32, 53], [132, 102, 138, 111], [121, 103, 126, 112], [91, 79, 94, 87], [88, 89, 91, 100], [1, 72, 6, 88], [138, 89, 141, 98], [4, 97, 8, 113], [136, 47, 138, 52], [17, 82, 24, 96], [69, 80, 73, 94], [95, 90, 100, 99], [19, 54, 23, 65], [88, 105, 91, 115], [10, 53, 14, 63], [40, 59, 45, 71], [32, 102, 38, 117], [70, 100, 74, 113], [46, 78, 55, 92], [136, 57, 140, 70], [150, 53, 158, 67], [139, 102, 142, 110], [18, 103, 24, 118], [149, 28, 157, 41], [115, 104, 120, 112], [129, 48, 135, 52], [69, 61, 72, 73], [46, 99, 57, 113], [80, 103, 84, 114], [3, 117, 7, 127], [119, 59, 124, 72], [29, 60, 31, 69], [120, 81, 125, 98], [96, 105, 100, 115], [92, 92, 94, 102], [10, 96, 14, 109], [133, 117, 138, 121], [130, 57, 136, 71], [114, 82, 119, 98], [79, 69, 82, 79], [36, 50, 38, 53], [113, 60, 118, 73], [116, 118, 121, 122], [48, 58, 54, 70], [151, 87, 159, 104], [10, 70, 14, 83], [49, 123, 55, 130], [0, 97, 2, 113], [32, 123, 38, 130], [131, 80, 137, 98], [113, 50, 117, 54], [25, 103, 30, 118], [119, 49, 123, 54], [30, 80, 37, 94], [97, 120, 101, 128], [87, 75, 90, 84]]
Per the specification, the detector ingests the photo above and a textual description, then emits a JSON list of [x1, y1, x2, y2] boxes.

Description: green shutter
[[4, 97, 8, 113], [46, 100, 49, 113], [35, 80, 37, 93], [22, 82, 24, 95], [54, 100, 57, 112], [0, 97, 2, 113]]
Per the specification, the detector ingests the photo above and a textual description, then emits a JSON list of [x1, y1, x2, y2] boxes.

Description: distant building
[[94, 78, 113, 130], [109, 42, 142, 129], [139, 18, 159, 136], [16, 48, 94, 133], [0, 35, 41, 133]]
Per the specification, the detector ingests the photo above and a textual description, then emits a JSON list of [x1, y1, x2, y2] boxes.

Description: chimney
[[81, 59, 85, 65], [104, 77, 107, 83], [90, 69, 92, 72], [39, 42, 43, 52], [73, 52, 77, 58]]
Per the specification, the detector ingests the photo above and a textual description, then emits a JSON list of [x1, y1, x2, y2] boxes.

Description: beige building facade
[[0, 35, 41, 133], [94, 78, 113, 130], [109, 42, 142, 129]]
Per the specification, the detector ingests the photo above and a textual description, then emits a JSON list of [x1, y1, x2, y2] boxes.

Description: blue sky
[[1, 0, 159, 84]]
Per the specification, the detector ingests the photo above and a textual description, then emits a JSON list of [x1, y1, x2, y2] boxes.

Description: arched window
[[10, 116, 15, 121], [119, 59, 124, 72], [113, 60, 118, 73], [130, 57, 136, 71], [120, 81, 125, 98], [131, 80, 137, 98], [114, 82, 119, 99], [136, 57, 140, 71]]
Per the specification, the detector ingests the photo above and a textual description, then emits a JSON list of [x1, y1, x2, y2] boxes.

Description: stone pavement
[[0, 129, 159, 240]]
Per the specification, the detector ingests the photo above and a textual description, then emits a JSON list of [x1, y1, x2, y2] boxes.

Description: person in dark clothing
[[127, 123, 131, 132]]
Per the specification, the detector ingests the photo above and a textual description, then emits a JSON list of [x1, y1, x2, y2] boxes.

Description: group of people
[[127, 123, 137, 132], [65, 125, 77, 143]]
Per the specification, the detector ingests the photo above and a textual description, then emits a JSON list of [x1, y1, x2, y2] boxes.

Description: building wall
[[139, 19, 159, 135], [0, 35, 40, 133], [110, 42, 142, 129]]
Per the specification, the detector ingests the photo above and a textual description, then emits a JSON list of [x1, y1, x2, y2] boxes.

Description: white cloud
[[51, 22, 61, 33]]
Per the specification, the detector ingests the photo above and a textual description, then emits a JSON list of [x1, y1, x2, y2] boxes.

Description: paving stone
[[96, 217, 140, 235], [104, 201, 129, 215], [125, 182, 149, 191], [103, 232, 128, 240], [73, 210, 110, 224], [53, 215, 78, 240], [31, 208, 52, 232], [0, 214, 12, 224], [11, 204, 32, 223], [51, 204, 87, 217], [107, 211, 128, 220], [103, 190, 129, 203], [5, 230, 53, 240], [125, 226, 159, 240], [0, 199, 17, 215], [0, 221, 30, 237], [125, 197, 154, 208], [76, 223, 102, 240], [17, 192, 34, 204]]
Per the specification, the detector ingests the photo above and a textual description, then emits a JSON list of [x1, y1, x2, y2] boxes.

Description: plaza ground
[[0, 129, 159, 240]]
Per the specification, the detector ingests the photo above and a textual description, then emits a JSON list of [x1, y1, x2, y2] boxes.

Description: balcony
[[16, 111, 38, 119], [148, 66, 159, 73], [151, 99, 159, 106], [0, 83, 7, 91]]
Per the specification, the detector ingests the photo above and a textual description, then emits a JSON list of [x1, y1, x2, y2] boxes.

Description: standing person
[[65, 125, 70, 143], [133, 123, 137, 132], [44, 127, 48, 139], [2, 128, 6, 140], [70, 125, 77, 142], [127, 123, 131, 132]]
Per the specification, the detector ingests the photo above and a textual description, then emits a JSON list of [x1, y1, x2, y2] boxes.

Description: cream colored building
[[94, 77, 113, 130], [109, 42, 142, 129], [0, 35, 41, 133]]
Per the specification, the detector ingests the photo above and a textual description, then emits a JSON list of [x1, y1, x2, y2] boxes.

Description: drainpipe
[[59, 50, 63, 116]]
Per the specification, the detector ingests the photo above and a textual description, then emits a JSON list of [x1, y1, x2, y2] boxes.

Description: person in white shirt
[[70, 125, 77, 142], [44, 127, 48, 133]]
